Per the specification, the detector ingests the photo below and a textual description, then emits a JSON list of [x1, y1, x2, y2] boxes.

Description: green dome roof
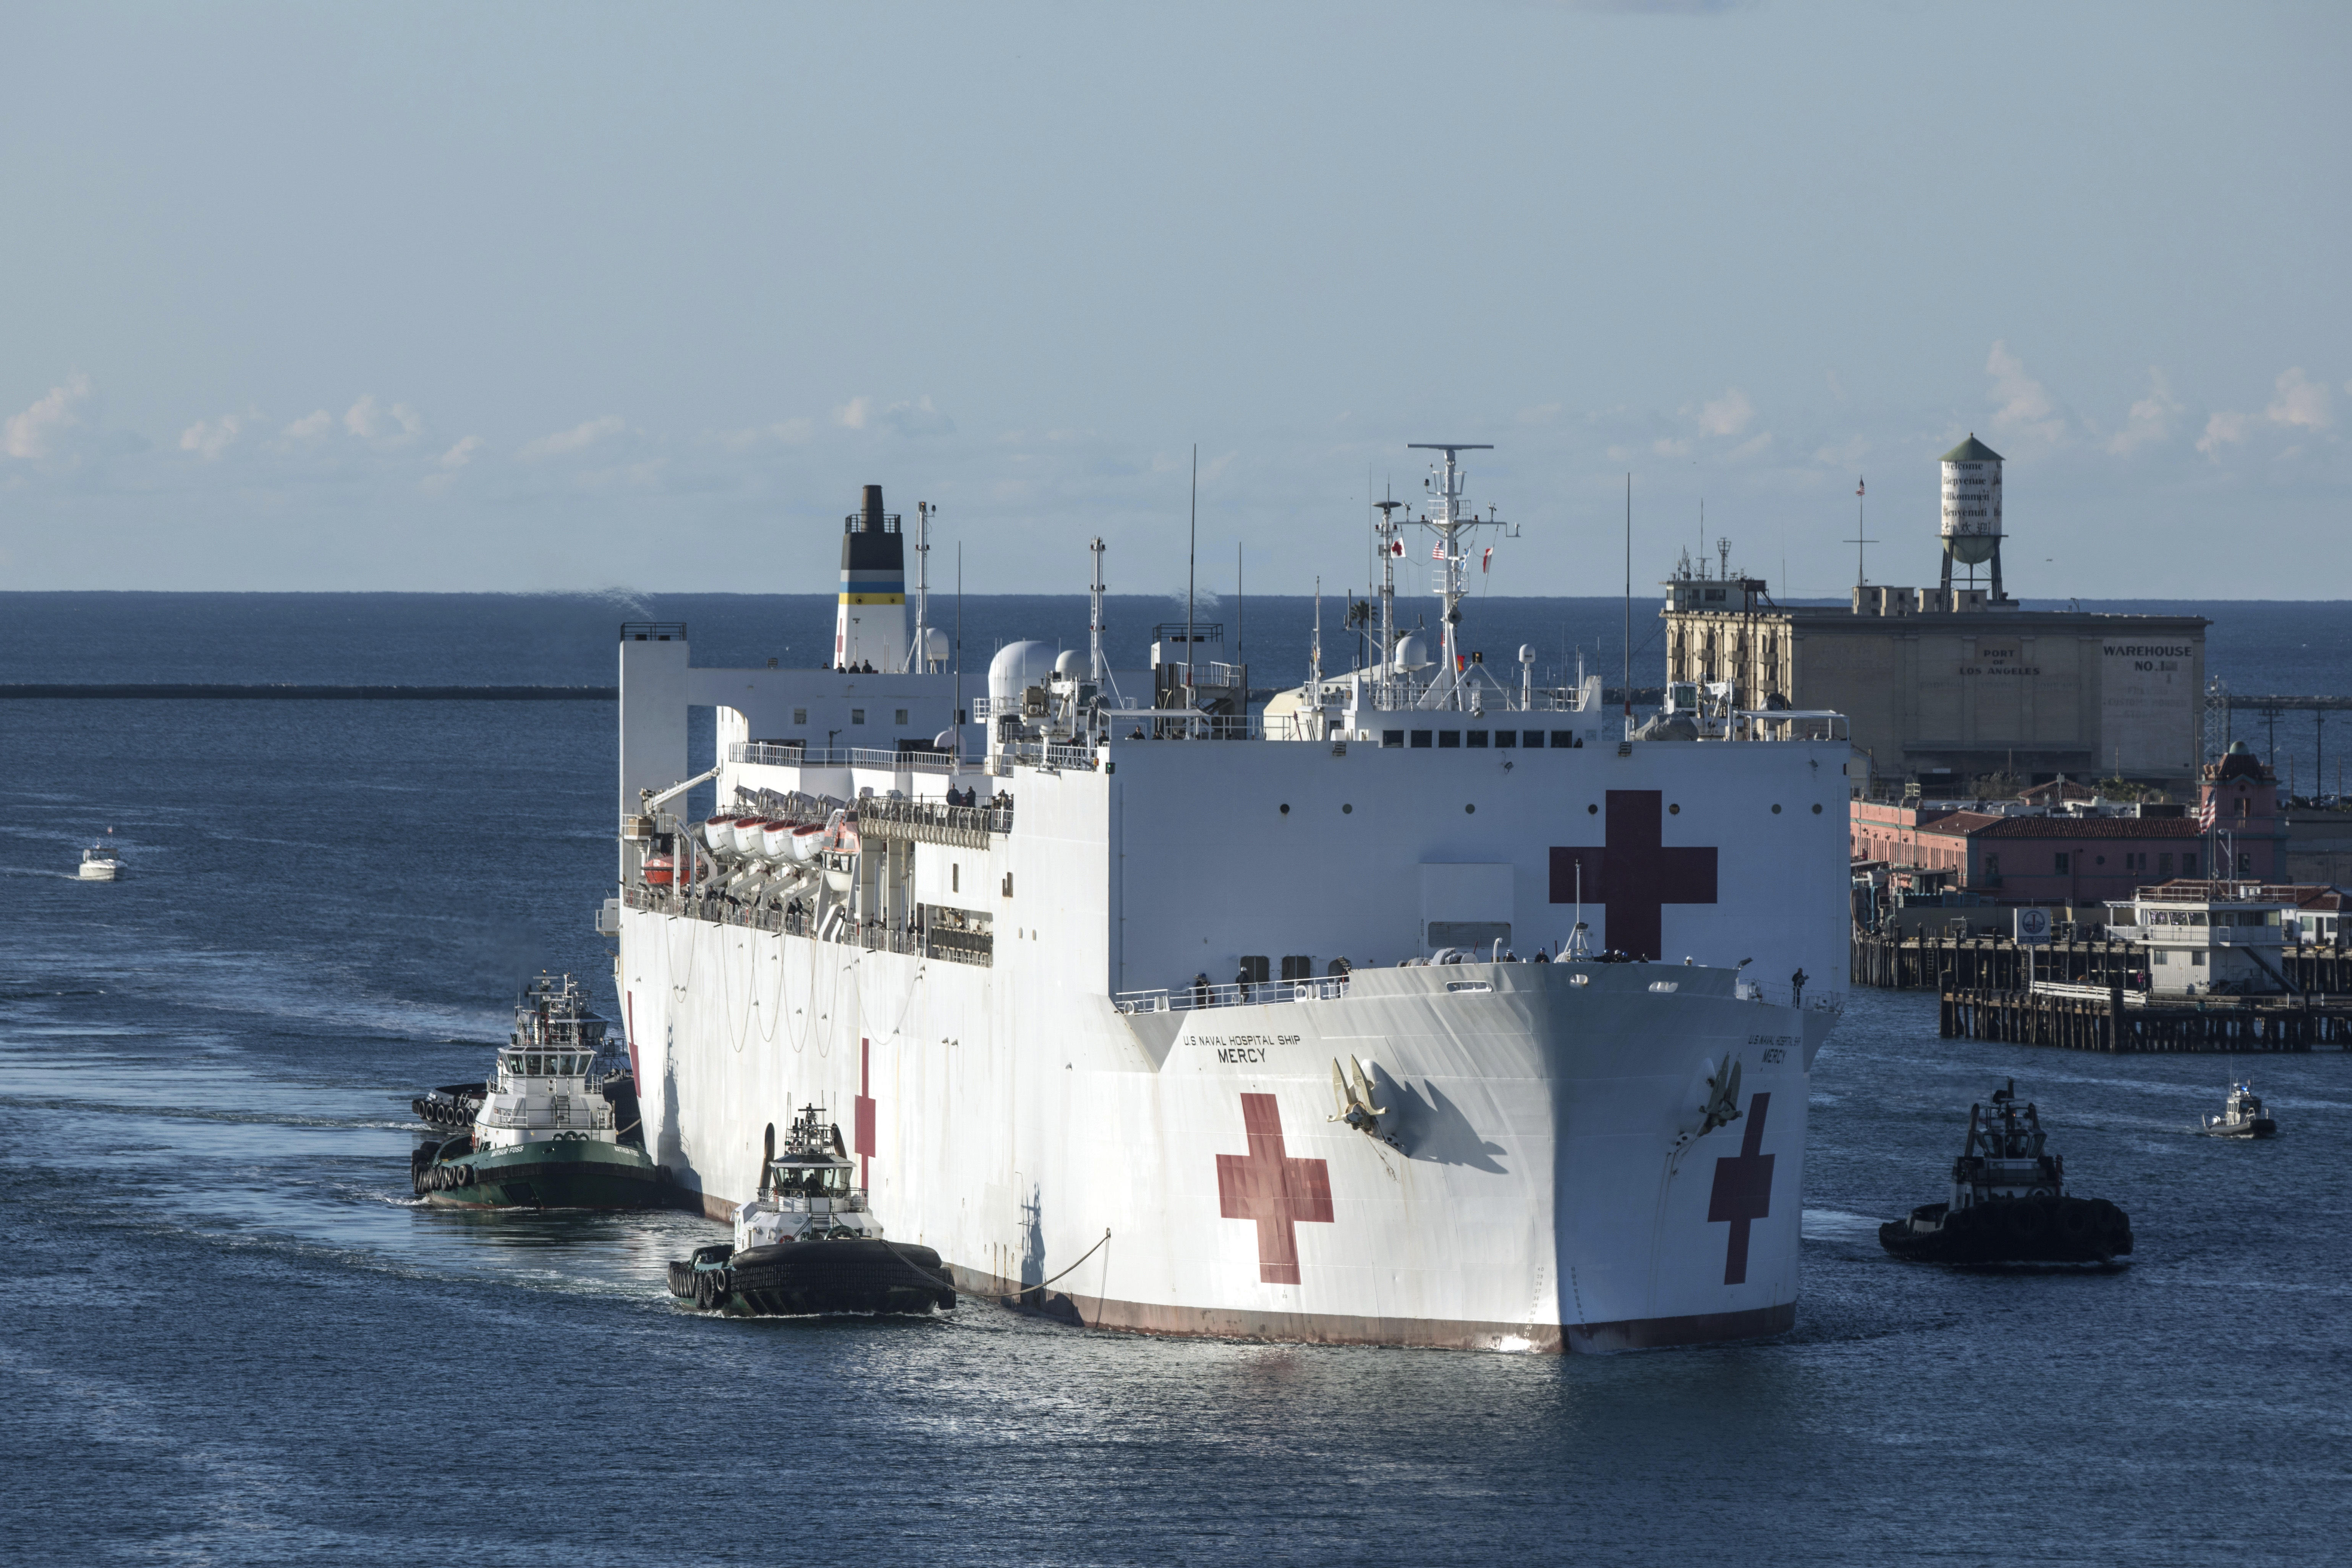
[[1942, 434, 2004, 463]]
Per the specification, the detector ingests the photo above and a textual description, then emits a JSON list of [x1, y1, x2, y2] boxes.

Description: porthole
[[1342, 803, 1353, 814], [1812, 803, 1823, 814], [1669, 803, 1680, 815], [1772, 804, 1782, 814], [1587, 803, 1599, 815], [1465, 803, 1476, 814], [1280, 803, 1290, 815]]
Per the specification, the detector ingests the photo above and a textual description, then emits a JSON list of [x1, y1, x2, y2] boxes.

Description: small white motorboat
[[78, 844, 121, 881]]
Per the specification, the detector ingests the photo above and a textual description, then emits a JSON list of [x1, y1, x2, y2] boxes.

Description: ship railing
[[728, 742, 978, 772], [1102, 711, 1267, 742], [856, 796, 1012, 846], [1113, 975, 1351, 1014], [618, 882, 992, 966], [1730, 710, 1850, 743]]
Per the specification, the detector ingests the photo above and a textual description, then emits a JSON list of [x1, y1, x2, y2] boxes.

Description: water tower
[[1938, 434, 2006, 600]]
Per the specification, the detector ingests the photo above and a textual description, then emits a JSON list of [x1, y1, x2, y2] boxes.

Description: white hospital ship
[[605, 449, 1853, 1351]]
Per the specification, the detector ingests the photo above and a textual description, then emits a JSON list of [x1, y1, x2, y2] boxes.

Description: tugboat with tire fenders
[[1880, 1080, 2133, 1266], [667, 1104, 955, 1316], [409, 973, 686, 1209]]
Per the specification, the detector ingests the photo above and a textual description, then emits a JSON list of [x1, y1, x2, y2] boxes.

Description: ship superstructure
[[605, 450, 1856, 1351]]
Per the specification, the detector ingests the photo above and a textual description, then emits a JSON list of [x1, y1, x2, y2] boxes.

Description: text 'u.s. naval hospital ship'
[[604, 445, 1853, 1351]]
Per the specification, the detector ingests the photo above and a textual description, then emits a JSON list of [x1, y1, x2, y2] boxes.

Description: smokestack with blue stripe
[[834, 484, 907, 671]]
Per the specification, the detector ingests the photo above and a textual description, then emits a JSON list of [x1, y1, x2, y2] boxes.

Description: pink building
[[1851, 741, 2286, 905]]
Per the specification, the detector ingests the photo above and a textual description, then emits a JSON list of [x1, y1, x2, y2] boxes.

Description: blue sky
[[2, 2, 2346, 596]]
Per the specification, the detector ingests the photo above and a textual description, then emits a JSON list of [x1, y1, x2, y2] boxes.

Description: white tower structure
[[1938, 435, 2006, 601]]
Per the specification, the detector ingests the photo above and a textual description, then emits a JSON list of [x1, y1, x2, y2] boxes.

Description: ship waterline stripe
[[688, 1186, 1790, 1353]]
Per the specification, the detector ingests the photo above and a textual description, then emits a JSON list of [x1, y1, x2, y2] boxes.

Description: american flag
[[1432, 541, 1446, 560], [1857, 477, 1866, 497], [2197, 793, 2217, 830]]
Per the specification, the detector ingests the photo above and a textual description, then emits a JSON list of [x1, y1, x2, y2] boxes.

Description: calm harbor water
[[4, 595, 2351, 1564]]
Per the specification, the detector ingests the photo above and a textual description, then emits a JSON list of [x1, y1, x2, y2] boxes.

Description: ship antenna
[[1623, 473, 1633, 729], [1186, 444, 1197, 706], [953, 542, 963, 757]]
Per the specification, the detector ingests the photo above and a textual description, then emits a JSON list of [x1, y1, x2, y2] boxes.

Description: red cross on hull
[[1549, 789, 1719, 961], [1707, 1092, 1774, 1286], [1216, 1094, 1334, 1284], [854, 1037, 876, 1189]]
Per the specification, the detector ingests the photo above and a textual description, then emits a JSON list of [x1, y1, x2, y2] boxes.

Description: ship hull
[[418, 1137, 684, 1210], [618, 906, 1831, 1352]]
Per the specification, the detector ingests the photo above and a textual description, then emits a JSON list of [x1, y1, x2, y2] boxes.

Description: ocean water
[[4, 596, 2352, 1565]]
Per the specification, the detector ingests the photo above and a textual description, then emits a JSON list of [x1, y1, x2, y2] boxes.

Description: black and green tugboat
[[667, 1105, 955, 1316], [410, 973, 684, 1209], [1880, 1080, 2133, 1266]]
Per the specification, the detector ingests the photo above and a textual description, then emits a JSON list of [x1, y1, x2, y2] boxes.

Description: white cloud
[[1696, 387, 1754, 437], [178, 413, 249, 460], [2265, 367, 2332, 431], [343, 394, 425, 445], [518, 415, 625, 460], [282, 410, 334, 442], [836, 394, 954, 437], [709, 417, 816, 451], [438, 435, 484, 469], [1986, 341, 2067, 444], [3, 373, 94, 460], [2106, 368, 2181, 455], [2196, 409, 2253, 456]]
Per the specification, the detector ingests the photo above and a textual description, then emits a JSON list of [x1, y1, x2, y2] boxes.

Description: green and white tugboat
[[667, 1104, 956, 1316], [410, 973, 683, 1209]]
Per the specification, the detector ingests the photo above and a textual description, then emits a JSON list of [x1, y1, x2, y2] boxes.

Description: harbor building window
[[1985, 854, 2001, 878], [1467, 731, 1489, 748], [1410, 730, 1433, 749], [793, 707, 807, 724], [2054, 853, 2070, 872], [2159, 853, 2172, 875], [851, 709, 866, 725], [1438, 731, 1461, 748], [2239, 851, 2253, 874], [2184, 853, 2198, 875], [895, 709, 909, 725]]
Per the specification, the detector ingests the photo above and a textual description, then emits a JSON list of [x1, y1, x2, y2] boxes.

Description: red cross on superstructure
[[1549, 789, 1719, 961], [854, 1037, 876, 1189], [1215, 1094, 1334, 1285], [1706, 1092, 1774, 1286]]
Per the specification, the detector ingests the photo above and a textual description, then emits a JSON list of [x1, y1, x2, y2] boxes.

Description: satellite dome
[[987, 641, 1060, 714], [1393, 633, 1434, 671], [1053, 649, 1085, 679]]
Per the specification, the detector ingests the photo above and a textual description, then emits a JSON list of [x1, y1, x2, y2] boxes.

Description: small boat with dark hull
[[1880, 1081, 2133, 1266], [409, 974, 684, 1210], [2202, 1081, 2277, 1139], [668, 1105, 955, 1316]]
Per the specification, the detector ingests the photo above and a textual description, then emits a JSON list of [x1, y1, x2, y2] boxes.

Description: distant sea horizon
[[6, 591, 2349, 792]]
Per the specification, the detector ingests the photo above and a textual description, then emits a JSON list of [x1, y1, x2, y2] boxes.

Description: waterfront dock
[[1939, 983, 2352, 1052]]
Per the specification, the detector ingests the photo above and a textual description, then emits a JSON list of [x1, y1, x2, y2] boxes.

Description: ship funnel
[[860, 484, 887, 532]]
